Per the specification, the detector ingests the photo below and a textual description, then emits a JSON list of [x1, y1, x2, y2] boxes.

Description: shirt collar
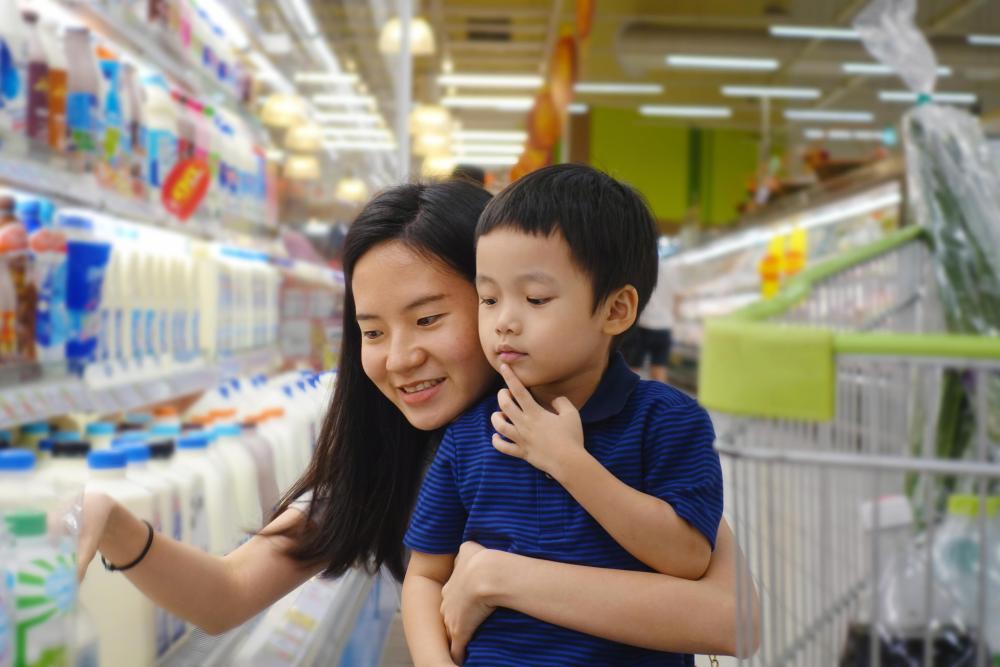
[[578, 352, 640, 424]]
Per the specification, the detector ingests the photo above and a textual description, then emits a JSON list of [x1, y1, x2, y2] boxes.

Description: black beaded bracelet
[[101, 520, 155, 572]]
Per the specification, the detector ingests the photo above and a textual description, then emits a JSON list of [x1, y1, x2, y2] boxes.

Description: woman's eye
[[479, 297, 496, 306], [417, 314, 444, 326], [361, 330, 382, 340], [527, 297, 552, 306]]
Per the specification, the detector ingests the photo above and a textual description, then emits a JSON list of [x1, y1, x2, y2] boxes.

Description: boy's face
[[475, 228, 612, 395]]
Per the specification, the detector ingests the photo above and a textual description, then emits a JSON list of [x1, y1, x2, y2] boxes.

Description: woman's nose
[[385, 333, 426, 373]]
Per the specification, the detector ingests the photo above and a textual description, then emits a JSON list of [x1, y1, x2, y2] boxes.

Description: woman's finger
[[499, 364, 537, 412], [492, 433, 523, 458], [490, 411, 520, 442]]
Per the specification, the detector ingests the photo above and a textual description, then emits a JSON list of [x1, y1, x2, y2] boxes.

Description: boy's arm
[[402, 552, 459, 667], [555, 454, 711, 578]]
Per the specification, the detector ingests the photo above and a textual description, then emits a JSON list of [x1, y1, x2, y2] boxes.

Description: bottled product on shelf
[[173, 431, 236, 555]]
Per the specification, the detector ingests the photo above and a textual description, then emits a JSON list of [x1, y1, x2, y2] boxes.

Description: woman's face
[[353, 240, 496, 431]]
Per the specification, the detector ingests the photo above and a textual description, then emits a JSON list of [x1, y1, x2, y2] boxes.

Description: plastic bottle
[[119, 62, 144, 197], [37, 441, 90, 496], [21, 11, 49, 152], [3, 510, 73, 667], [18, 422, 49, 451], [117, 444, 174, 657], [38, 20, 66, 156], [97, 245, 124, 376], [79, 450, 156, 667], [27, 203, 68, 365], [148, 435, 209, 553], [84, 422, 115, 451], [96, 45, 124, 173], [141, 77, 179, 201], [0, 449, 58, 514], [934, 495, 986, 623], [0, 196, 35, 363], [173, 433, 233, 555], [239, 420, 279, 516], [211, 422, 260, 536], [0, 0, 29, 155], [64, 27, 101, 172], [72, 604, 98, 667], [0, 534, 12, 667]]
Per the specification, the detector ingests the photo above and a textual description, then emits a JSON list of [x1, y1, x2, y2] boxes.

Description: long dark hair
[[273, 180, 492, 581]]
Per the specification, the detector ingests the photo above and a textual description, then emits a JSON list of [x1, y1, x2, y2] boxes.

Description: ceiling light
[[842, 62, 952, 77], [769, 25, 859, 40], [261, 94, 308, 127], [315, 112, 384, 125], [312, 94, 376, 107], [453, 130, 527, 142], [422, 155, 457, 177], [265, 148, 285, 161], [449, 155, 518, 166], [721, 85, 820, 99], [639, 105, 731, 118], [410, 104, 453, 134], [284, 124, 325, 152], [379, 16, 436, 55], [323, 127, 394, 140], [968, 34, 1000, 46], [295, 72, 361, 84], [878, 90, 977, 104], [574, 82, 663, 95], [442, 95, 534, 111], [784, 109, 873, 122], [323, 140, 397, 152], [666, 54, 779, 71], [334, 178, 370, 204], [413, 132, 452, 157], [569, 103, 589, 114], [453, 143, 524, 155], [438, 73, 543, 89], [284, 155, 321, 180], [804, 128, 826, 139]]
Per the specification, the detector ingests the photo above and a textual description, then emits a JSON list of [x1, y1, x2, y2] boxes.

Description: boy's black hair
[[476, 163, 659, 315]]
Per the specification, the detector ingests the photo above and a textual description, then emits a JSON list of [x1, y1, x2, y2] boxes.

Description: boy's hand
[[491, 363, 586, 479]]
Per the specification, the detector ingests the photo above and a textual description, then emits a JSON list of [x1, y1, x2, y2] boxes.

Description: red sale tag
[[161, 158, 211, 221]]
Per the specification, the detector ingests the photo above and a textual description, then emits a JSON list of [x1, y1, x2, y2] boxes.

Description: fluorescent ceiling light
[[323, 128, 394, 139], [438, 73, 543, 89], [442, 95, 534, 111], [323, 140, 396, 152], [453, 130, 527, 142], [451, 155, 519, 166], [968, 34, 1000, 46], [784, 109, 873, 122], [312, 94, 377, 107], [640, 105, 731, 118], [722, 85, 820, 99], [315, 112, 383, 125], [453, 143, 524, 155], [878, 90, 977, 104], [842, 62, 952, 77], [295, 72, 360, 84], [770, 25, 859, 40], [569, 103, 589, 114], [804, 128, 825, 139], [287, 0, 320, 36], [666, 54, 779, 71], [575, 82, 663, 95]]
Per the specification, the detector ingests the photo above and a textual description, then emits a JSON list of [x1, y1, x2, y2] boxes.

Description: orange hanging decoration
[[548, 34, 577, 114], [575, 0, 595, 40], [528, 90, 561, 150]]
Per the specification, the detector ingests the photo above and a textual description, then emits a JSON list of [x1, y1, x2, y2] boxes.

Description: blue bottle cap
[[120, 444, 151, 463], [0, 449, 36, 471], [177, 434, 210, 450], [86, 422, 116, 436], [87, 450, 127, 470]]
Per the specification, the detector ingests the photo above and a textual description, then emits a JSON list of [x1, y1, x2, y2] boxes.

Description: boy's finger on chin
[[499, 364, 532, 405]]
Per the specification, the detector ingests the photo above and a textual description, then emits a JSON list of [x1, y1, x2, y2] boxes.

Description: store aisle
[[378, 613, 413, 667]]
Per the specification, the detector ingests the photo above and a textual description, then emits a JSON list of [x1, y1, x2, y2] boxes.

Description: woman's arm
[[79, 491, 324, 635], [442, 518, 759, 659]]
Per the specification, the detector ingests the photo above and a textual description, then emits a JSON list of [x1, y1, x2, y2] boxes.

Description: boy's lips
[[496, 346, 527, 363]]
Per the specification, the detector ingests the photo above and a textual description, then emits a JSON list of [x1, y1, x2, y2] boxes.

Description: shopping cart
[[699, 225, 1000, 666]]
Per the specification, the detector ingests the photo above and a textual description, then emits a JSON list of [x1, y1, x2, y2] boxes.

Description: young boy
[[402, 164, 723, 666]]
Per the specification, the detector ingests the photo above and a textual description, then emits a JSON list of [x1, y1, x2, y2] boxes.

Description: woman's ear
[[602, 285, 639, 336]]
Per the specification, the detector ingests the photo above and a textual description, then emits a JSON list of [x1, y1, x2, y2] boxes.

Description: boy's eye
[[479, 297, 497, 306], [417, 314, 444, 326], [527, 297, 552, 306], [361, 330, 382, 340]]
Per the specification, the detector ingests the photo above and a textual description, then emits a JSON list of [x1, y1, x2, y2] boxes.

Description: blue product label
[[66, 91, 98, 152], [173, 310, 186, 360], [0, 594, 10, 664], [191, 311, 200, 355], [65, 240, 111, 372], [159, 311, 168, 356], [131, 309, 143, 360], [113, 308, 123, 361], [147, 129, 178, 188], [145, 308, 156, 357], [96, 309, 109, 361]]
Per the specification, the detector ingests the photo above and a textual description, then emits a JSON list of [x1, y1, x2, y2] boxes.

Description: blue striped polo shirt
[[404, 352, 723, 666]]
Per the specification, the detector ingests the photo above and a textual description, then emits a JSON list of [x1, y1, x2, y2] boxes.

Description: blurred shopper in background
[[624, 258, 678, 383]]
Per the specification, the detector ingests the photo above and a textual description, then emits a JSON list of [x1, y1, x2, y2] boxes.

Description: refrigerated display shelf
[[0, 347, 280, 428], [158, 569, 375, 667]]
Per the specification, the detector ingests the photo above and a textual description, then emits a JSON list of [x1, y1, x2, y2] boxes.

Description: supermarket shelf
[[158, 569, 374, 667], [0, 347, 281, 428]]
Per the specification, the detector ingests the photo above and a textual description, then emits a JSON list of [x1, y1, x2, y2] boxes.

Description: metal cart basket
[[699, 226, 1000, 666]]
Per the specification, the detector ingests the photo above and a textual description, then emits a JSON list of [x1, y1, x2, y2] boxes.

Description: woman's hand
[[440, 541, 496, 665], [491, 363, 587, 479], [75, 490, 116, 582]]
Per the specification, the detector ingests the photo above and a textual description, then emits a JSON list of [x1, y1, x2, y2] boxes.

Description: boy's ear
[[601, 285, 639, 336]]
